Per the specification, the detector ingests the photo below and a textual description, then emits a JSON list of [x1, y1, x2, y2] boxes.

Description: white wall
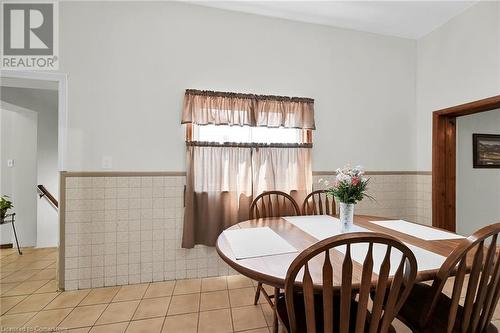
[[59, 1, 417, 172], [456, 109, 500, 236], [0, 104, 38, 247], [416, 1, 500, 171], [1, 88, 59, 248]]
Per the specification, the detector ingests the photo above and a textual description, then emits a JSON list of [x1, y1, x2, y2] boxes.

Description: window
[[186, 124, 312, 144], [182, 89, 314, 247]]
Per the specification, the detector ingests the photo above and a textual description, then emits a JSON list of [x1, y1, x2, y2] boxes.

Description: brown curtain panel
[[182, 146, 253, 248], [182, 89, 315, 129]]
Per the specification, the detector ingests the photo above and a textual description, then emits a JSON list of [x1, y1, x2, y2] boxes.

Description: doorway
[[0, 70, 67, 288], [432, 95, 500, 232], [456, 110, 500, 236]]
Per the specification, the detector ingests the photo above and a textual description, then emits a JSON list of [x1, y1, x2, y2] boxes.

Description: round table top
[[216, 215, 463, 289]]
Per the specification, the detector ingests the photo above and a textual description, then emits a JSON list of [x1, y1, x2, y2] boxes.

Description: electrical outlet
[[7, 159, 14, 167], [102, 156, 112, 169]]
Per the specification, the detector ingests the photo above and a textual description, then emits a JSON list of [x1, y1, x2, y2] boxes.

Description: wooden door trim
[[432, 95, 500, 231]]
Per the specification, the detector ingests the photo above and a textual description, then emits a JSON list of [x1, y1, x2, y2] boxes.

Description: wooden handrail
[[37, 185, 58, 208]]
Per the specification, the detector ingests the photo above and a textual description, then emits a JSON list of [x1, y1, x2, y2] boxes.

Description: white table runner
[[405, 243, 447, 271], [284, 215, 369, 240], [370, 220, 465, 240], [223, 227, 297, 260], [284, 216, 447, 274]]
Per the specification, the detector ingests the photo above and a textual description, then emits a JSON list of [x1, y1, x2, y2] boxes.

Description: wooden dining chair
[[396, 222, 500, 333], [302, 189, 337, 216], [250, 190, 301, 219], [250, 191, 301, 332], [278, 232, 418, 333]]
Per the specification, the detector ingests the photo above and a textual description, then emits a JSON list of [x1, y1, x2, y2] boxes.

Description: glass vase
[[339, 202, 354, 232]]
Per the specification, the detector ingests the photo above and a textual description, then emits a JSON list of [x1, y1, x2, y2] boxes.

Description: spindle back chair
[[399, 222, 500, 333], [249, 190, 301, 332], [282, 232, 418, 333], [302, 190, 337, 216], [250, 191, 301, 219]]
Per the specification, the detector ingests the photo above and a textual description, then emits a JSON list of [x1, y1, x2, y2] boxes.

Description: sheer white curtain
[[252, 147, 312, 206]]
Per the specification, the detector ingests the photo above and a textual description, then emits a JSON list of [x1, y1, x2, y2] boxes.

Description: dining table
[[216, 215, 466, 290]]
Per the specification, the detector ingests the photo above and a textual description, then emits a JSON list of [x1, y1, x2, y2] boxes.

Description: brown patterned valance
[[185, 141, 313, 148], [181, 89, 315, 129]]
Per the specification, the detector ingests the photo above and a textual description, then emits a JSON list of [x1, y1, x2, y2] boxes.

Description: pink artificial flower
[[351, 177, 360, 185]]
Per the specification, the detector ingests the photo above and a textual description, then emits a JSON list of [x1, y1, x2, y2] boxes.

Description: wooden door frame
[[432, 95, 500, 231]]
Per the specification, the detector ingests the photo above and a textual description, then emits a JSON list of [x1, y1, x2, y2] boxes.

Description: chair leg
[[272, 287, 279, 333], [254, 282, 262, 305], [11, 221, 22, 255], [255, 282, 281, 333]]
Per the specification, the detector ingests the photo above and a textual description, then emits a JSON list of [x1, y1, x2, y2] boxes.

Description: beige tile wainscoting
[[60, 171, 432, 291], [313, 172, 431, 224], [61, 173, 237, 291], [416, 174, 432, 226]]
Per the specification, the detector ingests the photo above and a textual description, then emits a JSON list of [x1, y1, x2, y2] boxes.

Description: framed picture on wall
[[473, 134, 500, 168]]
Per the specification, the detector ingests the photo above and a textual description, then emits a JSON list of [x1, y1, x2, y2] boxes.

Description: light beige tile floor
[[1, 247, 498, 333]]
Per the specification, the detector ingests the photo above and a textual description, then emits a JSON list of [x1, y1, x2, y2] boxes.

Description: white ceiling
[[189, 1, 477, 39]]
